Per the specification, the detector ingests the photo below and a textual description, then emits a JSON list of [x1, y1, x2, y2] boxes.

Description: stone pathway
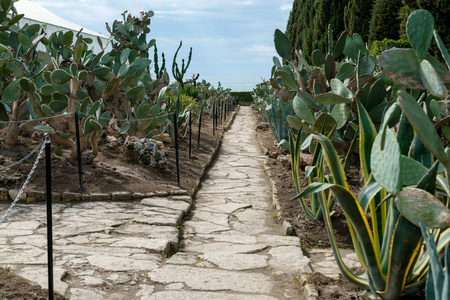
[[0, 106, 310, 299]]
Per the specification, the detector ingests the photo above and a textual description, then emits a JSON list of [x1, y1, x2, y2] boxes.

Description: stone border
[[252, 111, 319, 300], [0, 108, 239, 204]]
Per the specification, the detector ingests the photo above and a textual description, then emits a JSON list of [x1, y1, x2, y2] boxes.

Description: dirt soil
[[0, 268, 65, 300], [0, 115, 221, 196], [0, 112, 230, 299]]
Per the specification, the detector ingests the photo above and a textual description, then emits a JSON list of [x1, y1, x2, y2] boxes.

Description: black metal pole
[[173, 113, 180, 186], [189, 110, 192, 159], [220, 100, 223, 126], [198, 105, 203, 146], [224, 100, 227, 122], [212, 100, 216, 136], [74, 112, 83, 192], [45, 138, 54, 300]]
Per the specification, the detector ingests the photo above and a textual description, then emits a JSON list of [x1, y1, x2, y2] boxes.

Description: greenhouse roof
[[14, 0, 108, 38]]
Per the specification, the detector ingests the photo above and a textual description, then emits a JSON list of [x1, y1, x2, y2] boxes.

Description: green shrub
[[230, 91, 253, 102], [369, 38, 411, 56]]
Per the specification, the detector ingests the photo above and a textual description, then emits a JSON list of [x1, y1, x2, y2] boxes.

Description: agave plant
[[295, 100, 450, 298]]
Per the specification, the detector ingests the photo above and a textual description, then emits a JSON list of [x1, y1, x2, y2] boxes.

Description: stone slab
[[148, 265, 274, 293], [86, 255, 159, 271]]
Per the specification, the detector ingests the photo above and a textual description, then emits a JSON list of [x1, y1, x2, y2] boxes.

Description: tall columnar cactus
[[172, 41, 192, 88], [153, 44, 166, 80]]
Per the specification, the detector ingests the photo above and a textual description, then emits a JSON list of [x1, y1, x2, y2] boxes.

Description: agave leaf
[[397, 90, 448, 165], [396, 187, 450, 229], [384, 215, 422, 300], [357, 100, 377, 183], [421, 223, 444, 300]]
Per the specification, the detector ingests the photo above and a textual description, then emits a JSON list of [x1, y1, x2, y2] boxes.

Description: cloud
[[245, 45, 275, 54], [280, 4, 292, 11]]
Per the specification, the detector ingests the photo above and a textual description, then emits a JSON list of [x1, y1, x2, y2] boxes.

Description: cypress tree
[[369, 0, 402, 44], [344, 0, 375, 41], [286, 0, 348, 61]]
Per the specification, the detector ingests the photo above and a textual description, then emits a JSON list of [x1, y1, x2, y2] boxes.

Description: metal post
[[224, 100, 227, 122], [74, 112, 83, 192], [213, 100, 216, 136], [198, 105, 203, 146], [173, 113, 180, 186], [189, 110, 192, 159], [45, 137, 54, 300]]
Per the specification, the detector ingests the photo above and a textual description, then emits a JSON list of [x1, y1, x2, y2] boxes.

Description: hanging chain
[[0, 142, 44, 172], [0, 135, 49, 225]]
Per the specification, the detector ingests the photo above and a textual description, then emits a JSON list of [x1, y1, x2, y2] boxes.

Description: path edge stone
[[252, 110, 319, 300]]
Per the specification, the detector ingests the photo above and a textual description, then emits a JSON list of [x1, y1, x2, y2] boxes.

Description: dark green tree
[[286, 0, 348, 61], [369, 0, 402, 44], [313, 0, 349, 55], [344, 0, 375, 41]]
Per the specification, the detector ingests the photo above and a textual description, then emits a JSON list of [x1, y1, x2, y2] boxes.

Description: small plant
[[124, 136, 167, 169], [3, 266, 10, 272]]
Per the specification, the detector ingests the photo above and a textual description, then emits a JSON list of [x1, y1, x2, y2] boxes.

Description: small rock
[[269, 151, 279, 159], [26, 190, 46, 202], [8, 189, 26, 202], [150, 139, 165, 151], [300, 153, 313, 166], [0, 188, 8, 201], [111, 191, 132, 201], [106, 136, 118, 143], [61, 192, 82, 202], [277, 155, 291, 169], [255, 122, 270, 131], [89, 193, 111, 201]]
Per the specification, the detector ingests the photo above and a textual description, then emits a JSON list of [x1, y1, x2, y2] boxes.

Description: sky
[[31, 0, 293, 91]]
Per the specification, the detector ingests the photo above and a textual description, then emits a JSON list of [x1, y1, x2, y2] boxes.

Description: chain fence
[[0, 135, 48, 225]]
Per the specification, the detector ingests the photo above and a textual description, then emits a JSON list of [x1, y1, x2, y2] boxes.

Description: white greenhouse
[[14, 0, 111, 53]]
